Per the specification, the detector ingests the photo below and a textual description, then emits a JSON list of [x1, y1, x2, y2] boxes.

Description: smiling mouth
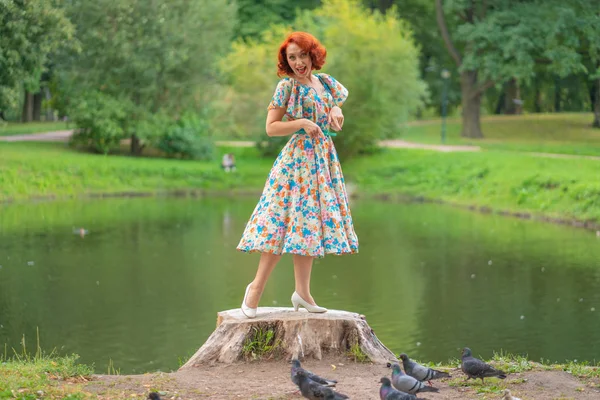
[[296, 66, 307, 74]]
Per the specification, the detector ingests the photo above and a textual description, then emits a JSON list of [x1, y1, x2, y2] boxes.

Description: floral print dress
[[236, 73, 359, 258]]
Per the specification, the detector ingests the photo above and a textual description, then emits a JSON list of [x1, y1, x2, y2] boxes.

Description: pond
[[1, 197, 599, 374]]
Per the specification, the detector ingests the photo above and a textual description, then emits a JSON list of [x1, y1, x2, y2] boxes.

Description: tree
[[435, 0, 600, 138], [57, 0, 235, 154], [0, 0, 74, 120], [220, 0, 427, 157], [235, 0, 321, 39]]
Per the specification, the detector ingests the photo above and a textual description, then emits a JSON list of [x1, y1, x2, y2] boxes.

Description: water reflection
[[0, 197, 599, 373]]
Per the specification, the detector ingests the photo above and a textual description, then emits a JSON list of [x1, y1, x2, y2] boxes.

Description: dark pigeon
[[461, 347, 507, 383], [291, 359, 337, 387], [295, 370, 349, 400], [390, 363, 439, 394], [147, 393, 161, 400], [399, 353, 451, 384], [379, 377, 417, 400]]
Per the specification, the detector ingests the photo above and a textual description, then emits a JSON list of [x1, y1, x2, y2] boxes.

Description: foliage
[[55, 0, 236, 154], [220, 0, 427, 158], [235, 0, 321, 39], [157, 113, 216, 161], [69, 91, 130, 154], [0, 0, 74, 113]]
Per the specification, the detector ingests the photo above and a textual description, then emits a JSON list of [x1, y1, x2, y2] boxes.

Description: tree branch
[[472, 80, 496, 98], [435, 0, 462, 67]]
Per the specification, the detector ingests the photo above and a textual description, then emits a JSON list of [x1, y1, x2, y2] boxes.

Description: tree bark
[[21, 91, 34, 122], [554, 77, 562, 112], [504, 78, 522, 115], [593, 78, 600, 128], [179, 308, 398, 367], [460, 71, 484, 138], [32, 92, 43, 121], [130, 134, 143, 155], [44, 87, 55, 121]]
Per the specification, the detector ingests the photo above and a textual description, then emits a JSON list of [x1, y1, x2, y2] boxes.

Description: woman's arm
[[266, 108, 323, 137]]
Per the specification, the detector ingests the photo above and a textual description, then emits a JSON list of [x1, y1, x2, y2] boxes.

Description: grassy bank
[[399, 113, 600, 157], [1, 140, 600, 225], [0, 121, 70, 136]]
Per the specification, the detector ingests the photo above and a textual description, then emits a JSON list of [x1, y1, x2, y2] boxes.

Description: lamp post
[[441, 69, 451, 144]]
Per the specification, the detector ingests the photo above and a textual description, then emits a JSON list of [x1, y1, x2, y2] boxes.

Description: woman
[[236, 31, 359, 318]]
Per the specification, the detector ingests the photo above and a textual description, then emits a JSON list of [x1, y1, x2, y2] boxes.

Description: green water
[[1, 197, 599, 373]]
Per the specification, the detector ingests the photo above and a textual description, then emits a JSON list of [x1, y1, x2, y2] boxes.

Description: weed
[[242, 326, 282, 360]]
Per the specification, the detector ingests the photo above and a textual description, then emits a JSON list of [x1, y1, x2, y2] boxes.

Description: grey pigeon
[[390, 363, 439, 394], [399, 353, 451, 384], [291, 359, 337, 387], [147, 393, 161, 400], [295, 370, 349, 399], [379, 377, 417, 400], [460, 347, 507, 383]]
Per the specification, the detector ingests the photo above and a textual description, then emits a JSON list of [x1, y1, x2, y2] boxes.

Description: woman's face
[[286, 42, 312, 79]]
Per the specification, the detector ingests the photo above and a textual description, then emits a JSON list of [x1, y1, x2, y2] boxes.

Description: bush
[[158, 113, 215, 160], [69, 91, 130, 154]]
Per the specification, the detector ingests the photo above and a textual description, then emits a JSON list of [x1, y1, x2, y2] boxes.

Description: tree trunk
[[21, 91, 34, 122], [179, 308, 398, 367], [504, 78, 522, 115], [130, 134, 143, 155], [32, 92, 43, 121], [44, 87, 55, 121], [593, 78, 600, 128], [534, 78, 542, 113], [554, 77, 562, 112], [460, 71, 484, 138]]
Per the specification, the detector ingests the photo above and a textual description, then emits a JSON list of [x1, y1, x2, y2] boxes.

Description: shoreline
[[2, 187, 599, 234]]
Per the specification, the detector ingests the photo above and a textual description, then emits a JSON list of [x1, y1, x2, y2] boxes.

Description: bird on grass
[[390, 363, 439, 394], [398, 353, 451, 386], [379, 377, 417, 400], [291, 359, 337, 387], [147, 393, 161, 400], [295, 370, 349, 400], [460, 347, 507, 383]]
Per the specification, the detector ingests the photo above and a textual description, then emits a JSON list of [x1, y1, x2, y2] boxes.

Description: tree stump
[[179, 307, 398, 369]]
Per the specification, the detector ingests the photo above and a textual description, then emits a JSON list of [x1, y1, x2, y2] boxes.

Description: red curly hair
[[277, 32, 327, 77]]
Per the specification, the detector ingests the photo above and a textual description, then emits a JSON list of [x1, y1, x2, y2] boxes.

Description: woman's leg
[[293, 254, 317, 305], [245, 252, 281, 308]]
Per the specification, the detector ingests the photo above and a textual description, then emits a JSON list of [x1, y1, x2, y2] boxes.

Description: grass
[[0, 142, 272, 202], [398, 112, 600, 157], [241, 326, 282, 360], [2, 114, 600, 225], [0, 330, 94, 399], [345, 147, 600, 223], [0, 121, 70, 136]]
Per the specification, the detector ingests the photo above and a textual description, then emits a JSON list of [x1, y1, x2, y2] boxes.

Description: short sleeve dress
[[236, 73, 359, 258]]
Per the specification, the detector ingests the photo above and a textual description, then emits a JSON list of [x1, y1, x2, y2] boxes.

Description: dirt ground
[[82, 357, 600, 400]]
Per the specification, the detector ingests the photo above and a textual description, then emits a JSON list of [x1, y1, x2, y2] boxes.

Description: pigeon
[[502, 389, 522, 400], [399, 353, 451, 385], [390, 363, 439, 394], [295, 370, 349, 399], [291, 359, 337, 387], [379, 377, 417, 400], [147, 393, 161, 400], [460, 347, 507, 383]]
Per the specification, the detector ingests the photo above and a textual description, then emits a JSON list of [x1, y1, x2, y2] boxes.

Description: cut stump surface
[[179, 307, 397, 369]]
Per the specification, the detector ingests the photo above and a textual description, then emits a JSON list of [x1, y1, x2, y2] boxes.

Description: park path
[[3, 129, 600, 160], [0, 129, 483, 152]]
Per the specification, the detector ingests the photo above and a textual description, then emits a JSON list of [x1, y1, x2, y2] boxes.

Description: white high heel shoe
[[241, 283, 257, 318], [291, 291, 327, 313]]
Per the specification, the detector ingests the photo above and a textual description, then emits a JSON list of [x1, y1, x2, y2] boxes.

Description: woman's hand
[[301, 119, 324, 137], [328, 106, 344, 131]]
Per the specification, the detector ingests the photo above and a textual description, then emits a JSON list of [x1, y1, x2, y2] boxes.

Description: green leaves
[[0, 0, 74, 111]]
